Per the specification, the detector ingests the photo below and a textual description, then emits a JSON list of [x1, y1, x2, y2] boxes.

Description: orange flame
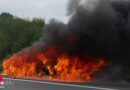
[[1, 47, 111, 82]]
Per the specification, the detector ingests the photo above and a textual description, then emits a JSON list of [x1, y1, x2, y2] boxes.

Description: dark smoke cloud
[[10, 0, 129, 80], [67, 0, 80, 15], [43, 0, 130, 66]]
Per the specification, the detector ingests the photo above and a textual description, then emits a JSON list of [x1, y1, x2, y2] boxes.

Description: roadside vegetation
[[0, 12, 45, 65]]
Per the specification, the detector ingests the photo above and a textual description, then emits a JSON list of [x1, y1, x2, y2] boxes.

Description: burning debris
[[2, 47, 110, 82], [1, 0, 130, 82]]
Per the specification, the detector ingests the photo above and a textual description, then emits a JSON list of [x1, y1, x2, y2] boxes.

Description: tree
[[0, 12, 45, 63]]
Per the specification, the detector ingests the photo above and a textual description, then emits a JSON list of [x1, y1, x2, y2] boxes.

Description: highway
[[1, 77, 130, 90]]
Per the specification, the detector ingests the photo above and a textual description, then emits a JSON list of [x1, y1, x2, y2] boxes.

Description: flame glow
[[2, 46, 110, 82]]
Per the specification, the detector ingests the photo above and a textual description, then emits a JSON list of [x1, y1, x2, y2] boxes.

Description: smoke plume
[[3, 0, 130, 81], [41, 0, 130, 80], [43, 0, 130, 65]]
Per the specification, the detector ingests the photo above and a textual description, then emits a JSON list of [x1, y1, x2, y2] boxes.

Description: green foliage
[[0, 12, 45, 63]]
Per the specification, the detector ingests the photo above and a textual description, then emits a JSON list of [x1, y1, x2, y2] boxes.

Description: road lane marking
[[3, 78, 118, 90]]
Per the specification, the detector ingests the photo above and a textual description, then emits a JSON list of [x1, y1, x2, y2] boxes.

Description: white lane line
[[3, 78, 118, 90]]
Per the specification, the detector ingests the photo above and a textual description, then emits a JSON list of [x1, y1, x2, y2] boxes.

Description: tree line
[[0, 12, 45, 63]]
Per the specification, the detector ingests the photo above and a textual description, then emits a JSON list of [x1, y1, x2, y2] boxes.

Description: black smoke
[[43, 0, 130, 65], [4, 0, 129, 81], [36, 0, 130, 80]]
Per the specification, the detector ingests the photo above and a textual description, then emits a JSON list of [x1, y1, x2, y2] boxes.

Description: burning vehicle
[[2, 47, 111, 82], [1, 0, 130, 83]]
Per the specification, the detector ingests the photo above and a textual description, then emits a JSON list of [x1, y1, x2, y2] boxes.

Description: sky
[[0, 0, 68, 23]]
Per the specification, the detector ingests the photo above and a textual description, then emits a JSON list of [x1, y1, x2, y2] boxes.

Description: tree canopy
[[0, 12, 45, 62]]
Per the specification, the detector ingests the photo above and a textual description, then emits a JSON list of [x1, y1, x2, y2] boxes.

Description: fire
[[1, 46, 111, 82]]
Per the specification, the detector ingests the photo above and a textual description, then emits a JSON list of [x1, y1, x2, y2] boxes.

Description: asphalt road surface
[[1, 77, 130, 90]]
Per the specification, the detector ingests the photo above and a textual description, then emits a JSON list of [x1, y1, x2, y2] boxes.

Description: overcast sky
[[0, 0, 68, 23]]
